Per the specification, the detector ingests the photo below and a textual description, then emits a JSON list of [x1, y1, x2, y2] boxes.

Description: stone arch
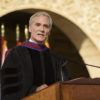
[[0, 1, 100, 78]]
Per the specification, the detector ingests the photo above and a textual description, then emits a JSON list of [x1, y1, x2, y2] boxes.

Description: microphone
[[65, 57, 100, 68]]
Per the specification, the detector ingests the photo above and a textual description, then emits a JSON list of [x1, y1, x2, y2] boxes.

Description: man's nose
[[40, 26, 44, 31]]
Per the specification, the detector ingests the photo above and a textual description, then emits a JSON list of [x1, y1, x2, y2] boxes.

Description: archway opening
[[0, 9, 89, 78]]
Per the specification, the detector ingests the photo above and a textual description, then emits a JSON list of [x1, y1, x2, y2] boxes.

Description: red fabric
[[1, 37, 5, 64]]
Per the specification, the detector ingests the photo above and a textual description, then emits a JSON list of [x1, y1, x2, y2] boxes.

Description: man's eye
[[44, 25, 49, 28], [36, 23, 40, 26]]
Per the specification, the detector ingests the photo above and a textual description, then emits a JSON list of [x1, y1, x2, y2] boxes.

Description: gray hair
[[29, 11, 52, 30]]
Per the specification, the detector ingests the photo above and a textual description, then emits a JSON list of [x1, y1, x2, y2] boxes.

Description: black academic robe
[[1, 41, 71, 100]]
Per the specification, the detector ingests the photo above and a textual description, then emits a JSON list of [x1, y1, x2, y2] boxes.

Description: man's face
[[29, 16, 51, 44]]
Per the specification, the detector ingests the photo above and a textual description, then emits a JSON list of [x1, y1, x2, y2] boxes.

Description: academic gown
[[1, 41, 71, 100]]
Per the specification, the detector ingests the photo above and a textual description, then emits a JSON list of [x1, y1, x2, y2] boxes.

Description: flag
[[45, 40, 50, 48], [1, 40, 8, 66], [45, 37, 50, 48], [16, 40, 21, 46], [16, 24, 21, 46], [24, 25, 29, 41], [1, 24, 8, 66]]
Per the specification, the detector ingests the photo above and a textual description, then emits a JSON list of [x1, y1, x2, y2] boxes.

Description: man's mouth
[[37, 33, 45, 36]]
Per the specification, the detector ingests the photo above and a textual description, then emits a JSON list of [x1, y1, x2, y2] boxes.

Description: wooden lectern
[[22, 78, 100, 100]]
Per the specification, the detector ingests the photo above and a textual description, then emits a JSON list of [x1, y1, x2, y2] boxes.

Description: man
[[1, 11, 71, 100]]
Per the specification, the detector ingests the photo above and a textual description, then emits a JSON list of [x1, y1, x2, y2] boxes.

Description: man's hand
[[36, 84, 48, 92]]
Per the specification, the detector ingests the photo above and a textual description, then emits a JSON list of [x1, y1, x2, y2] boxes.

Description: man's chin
[[36, 40, 45, 44], [37, 39, 46, 43]]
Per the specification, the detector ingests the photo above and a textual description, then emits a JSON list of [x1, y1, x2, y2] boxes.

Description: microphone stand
[[65, 57, 100, 68]]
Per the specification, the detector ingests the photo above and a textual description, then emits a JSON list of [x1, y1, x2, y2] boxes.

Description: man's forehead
[[33, 16, 49, 22], [34, 15, 48, 19]]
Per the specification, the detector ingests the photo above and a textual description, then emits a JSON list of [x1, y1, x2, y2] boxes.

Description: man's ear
[[29, 26, 31, 32]]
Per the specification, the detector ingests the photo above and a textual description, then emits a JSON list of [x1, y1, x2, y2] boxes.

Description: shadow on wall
[[49, 25, 89, 79], [50, 11, 88, 51]]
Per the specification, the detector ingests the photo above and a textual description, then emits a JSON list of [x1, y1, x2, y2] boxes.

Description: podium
[[22, 78, 100, 100]]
